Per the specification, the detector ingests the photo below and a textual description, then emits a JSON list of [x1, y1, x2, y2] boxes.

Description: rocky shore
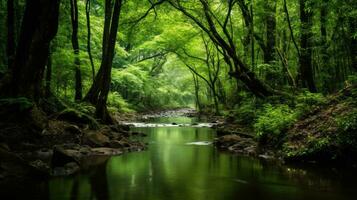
[[0, 104, 146, 183]]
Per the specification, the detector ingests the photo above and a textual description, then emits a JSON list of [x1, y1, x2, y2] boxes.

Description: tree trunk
[[349, 16, 357, 71], [84, 0, 122, 123], [45, 51, 52, 98], [299, 0, 317, 92], [191, 73, 201, 111], [7, 0, 15, 68], [70, 0, 82, 101], [264, 0, 277, 64], [0, 0, 61, 101], [86, 0, 96, 81]]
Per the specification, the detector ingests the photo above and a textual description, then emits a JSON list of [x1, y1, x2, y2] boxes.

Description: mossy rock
[[57, 109, 99, 129]]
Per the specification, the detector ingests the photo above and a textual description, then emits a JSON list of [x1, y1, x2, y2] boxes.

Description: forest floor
[[213, 86, 357, 165]]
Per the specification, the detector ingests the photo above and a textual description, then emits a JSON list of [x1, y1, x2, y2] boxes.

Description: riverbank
[[0, 99, 146, 184], [212, 86, 357, 165]]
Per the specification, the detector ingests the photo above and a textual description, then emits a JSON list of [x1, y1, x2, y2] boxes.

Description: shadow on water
[[2, 117, 357, 200]]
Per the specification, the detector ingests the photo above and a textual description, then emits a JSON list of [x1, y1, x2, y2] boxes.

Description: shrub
[[336, 109, 357, 150], [233, 100, 257, 125], [295, 92, 327, 116], [108, 92, 134, 113], [254, 104, 297, 144]]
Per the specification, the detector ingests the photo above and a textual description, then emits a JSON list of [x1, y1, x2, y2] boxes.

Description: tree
[[299, 0, 317, 92], [168, 0, 281, 98], [86, 0, 96, 81], [70, 0, 83, 101], [263, 0, 277, 64], [84, 0, 123, 123], [7, 0, 15, 68], [0, 0, 61, 101]]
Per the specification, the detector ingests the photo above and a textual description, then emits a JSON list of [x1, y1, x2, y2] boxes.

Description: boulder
[[91, 147, 123, 156], [51, 146, 79, 168], [108, 140, 123, 148], [64, 125, 82, 135], [83, 131, 110, 147], [52, 162, 80, 176], [57, 109, 99, 129]]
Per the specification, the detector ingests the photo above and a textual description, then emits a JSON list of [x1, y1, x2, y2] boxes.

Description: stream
[[4, 117, 357, 199]]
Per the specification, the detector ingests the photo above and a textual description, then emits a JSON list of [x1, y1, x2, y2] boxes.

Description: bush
[[336, 109, 357, 150], [233, 100, 257, 125], [295, 92, 327, 116], [108, 92, 134, 113], [254, 104, 297, 144]]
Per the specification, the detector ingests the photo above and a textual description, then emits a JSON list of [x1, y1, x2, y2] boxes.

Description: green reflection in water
[[48, 125, 357, 200]]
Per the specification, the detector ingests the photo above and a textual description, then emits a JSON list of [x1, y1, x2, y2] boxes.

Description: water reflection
[[47, 126, 357, 200]]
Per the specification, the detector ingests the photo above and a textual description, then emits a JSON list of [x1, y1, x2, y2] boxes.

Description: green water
[[3, 118, 357, 199]]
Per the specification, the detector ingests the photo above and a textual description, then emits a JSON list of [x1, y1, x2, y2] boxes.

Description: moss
[[57, 108, 100, 129]]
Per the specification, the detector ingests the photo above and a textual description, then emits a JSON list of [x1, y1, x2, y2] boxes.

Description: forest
[[0, 0, 356, 199]]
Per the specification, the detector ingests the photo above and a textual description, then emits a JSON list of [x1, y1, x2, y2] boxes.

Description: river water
[[4, 117, 357, 199]]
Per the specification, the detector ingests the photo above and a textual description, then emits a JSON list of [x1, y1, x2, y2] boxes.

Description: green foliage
[[107, 92, 134, 113], [336, 109, 357, 149], [232, 100, 257, 125], [295, 92, 327, 115], [57, 108, 99, 129], [283, 136, 332, 160], [254, 104, 297, 141]]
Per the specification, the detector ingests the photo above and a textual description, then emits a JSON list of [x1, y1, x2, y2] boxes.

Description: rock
[[214, 134, 257, 156], [35, 149, 53, 160], [131, 131, 147, 137], [29, 160, 50, 174], [84, 131, 110, 147], [52, 162, 80, 176], [219, 135, 242, 143], [191, 122, 199, 126], [117, 138, 131, 148], [51, 146, 79, 167], [172, 122, 178, 125], [110, 124, 131, 132], [64, 125, 82, 135], [57, 109, 99, 129], [108, 140, 123, 148], [0, 143, 10, 151], [258, 154, 274, 160], [91, 148, 123, 156]]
